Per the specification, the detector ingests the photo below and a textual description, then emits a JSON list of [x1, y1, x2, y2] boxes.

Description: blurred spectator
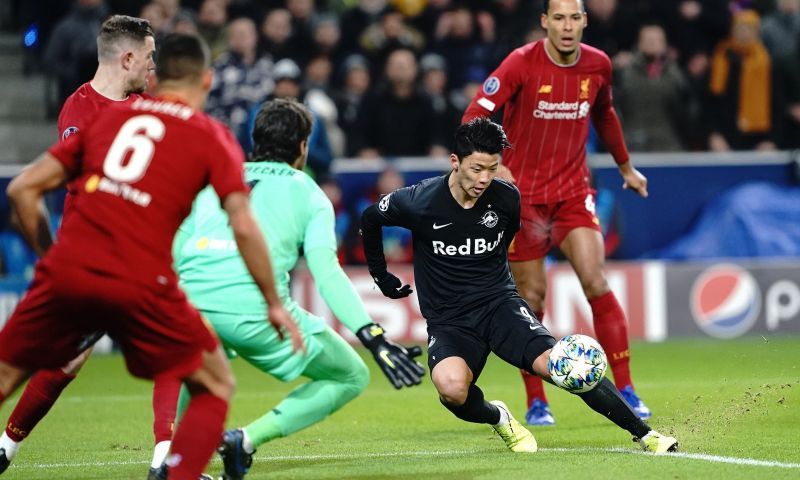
[[432, 5, 493, 89], [581, 0, 640, 66], [359, 7, 426, 71], [139, 3, 169, 44], [652, 1, 731, 66], [340, 0, 389, 54], [206, 17, 274, 148], [305, 56, 346, 157], [761, 0, 800, 61], [352, 168, 413, 263], [411, 0, 452, 40], [708, 10, 776, 151], [245, 58, 335, 179], [259, 8, 303, 63], [615, 24, 692, 151], [334, 54, 372, 157], [775, 36, 800, 148], [44, 0, 109, 108], [311, 14, 344, 63], [420, 53, 460, 152], [486, 0, 539, 68], [319, 177, 351, 263], [172, 9, 198, 35], [355, 48, 437, 158], [286, 0, 316, 66], [197, 0, 229, 60]]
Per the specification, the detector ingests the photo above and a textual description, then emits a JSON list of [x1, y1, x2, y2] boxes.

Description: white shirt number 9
[[103, 115, 165, 183]]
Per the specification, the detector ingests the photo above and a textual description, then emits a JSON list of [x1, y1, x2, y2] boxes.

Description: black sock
[[441, 384, 501, 425], [575, 378, 650, 438]]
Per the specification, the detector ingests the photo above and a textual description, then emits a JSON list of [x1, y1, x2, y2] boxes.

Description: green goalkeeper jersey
[[174, 161, 337, 315]]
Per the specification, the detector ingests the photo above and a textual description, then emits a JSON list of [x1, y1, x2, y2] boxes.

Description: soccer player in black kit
[[361, 118, 678, 454]]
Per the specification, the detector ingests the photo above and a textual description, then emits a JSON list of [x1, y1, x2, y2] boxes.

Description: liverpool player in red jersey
[[0, 16, 188, 477], [462, 0, 651, 426], [0, 33, 303, 480]]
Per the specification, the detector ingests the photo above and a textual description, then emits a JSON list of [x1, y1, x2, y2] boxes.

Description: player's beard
[[127, 77, 147, 95]]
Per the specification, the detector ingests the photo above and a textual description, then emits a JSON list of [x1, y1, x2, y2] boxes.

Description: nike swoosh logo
[[529, 324, 541, 331], [379, 350, 395, 369], [433, 223, 453, 230]]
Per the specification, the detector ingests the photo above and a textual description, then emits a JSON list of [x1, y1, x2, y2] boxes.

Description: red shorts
[[0, 261, 218, 380], [508, 192, 601, 261]]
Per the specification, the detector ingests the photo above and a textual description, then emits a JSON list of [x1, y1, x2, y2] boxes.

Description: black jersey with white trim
[[361, 173, 521, 323]]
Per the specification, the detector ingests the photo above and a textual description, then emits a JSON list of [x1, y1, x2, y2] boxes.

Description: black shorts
[[426, 293, 555, 380]]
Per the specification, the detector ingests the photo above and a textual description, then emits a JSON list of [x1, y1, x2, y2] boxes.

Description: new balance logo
[[538, 85, 552, 93], [432, 222, 453, 230]]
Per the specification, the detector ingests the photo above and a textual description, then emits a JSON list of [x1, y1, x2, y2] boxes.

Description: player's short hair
[[541, 0, 586, 14], [251, 98, 314, 164], [453, 118, 511, 162], [155, 34, 210, 84], [97, 15, 154, 61]]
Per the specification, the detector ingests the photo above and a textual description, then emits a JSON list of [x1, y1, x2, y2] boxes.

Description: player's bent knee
[[581, 276, 610, 299], [350, 356, 370, 394], [433, 374, 470, 405], [516, 283, 546, 310], [0, 361, 30, 397]]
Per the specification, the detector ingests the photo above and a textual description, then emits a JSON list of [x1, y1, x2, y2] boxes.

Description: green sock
[[244, 327, 369, 446]]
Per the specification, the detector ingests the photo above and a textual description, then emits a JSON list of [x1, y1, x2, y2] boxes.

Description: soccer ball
[[547, 334, 607, 393]]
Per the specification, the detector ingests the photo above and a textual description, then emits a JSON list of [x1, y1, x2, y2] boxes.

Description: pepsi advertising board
[[666, 262, 800, 338]]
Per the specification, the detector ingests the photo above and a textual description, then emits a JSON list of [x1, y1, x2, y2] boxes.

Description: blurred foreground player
[[462, 0, 651, 425], [360, 118, 676, 454], [0, 15, 189, 476], [0, 34, 303, 480]]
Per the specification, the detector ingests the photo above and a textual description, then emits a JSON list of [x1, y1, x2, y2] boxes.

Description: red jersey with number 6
[[46, 96, 248, 291], [462, 40, 630, 204]]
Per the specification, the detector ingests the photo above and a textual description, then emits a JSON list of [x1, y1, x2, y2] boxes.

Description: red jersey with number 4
[[462, 40, 629, 204], [46, 96, 247, 291]]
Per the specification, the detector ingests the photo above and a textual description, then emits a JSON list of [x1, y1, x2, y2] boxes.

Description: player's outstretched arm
[[306, 248, 425, 388], [224, 192, 305, 353], [6, 153, 65, 257], [360, 204, 413, 299]]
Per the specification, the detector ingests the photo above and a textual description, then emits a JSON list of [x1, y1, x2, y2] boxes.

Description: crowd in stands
[[4, 0, 800, 266]]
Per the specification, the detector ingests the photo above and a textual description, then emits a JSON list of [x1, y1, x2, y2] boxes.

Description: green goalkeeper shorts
[[201, 303, 327, 382]]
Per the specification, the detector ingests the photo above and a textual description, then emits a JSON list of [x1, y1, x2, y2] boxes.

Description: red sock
[[5, 369, 75, 442], [167, 392, 227, 480], [522, 310, 548, 406], [152, 377, 181, 444], [589, 291, 633, 390]]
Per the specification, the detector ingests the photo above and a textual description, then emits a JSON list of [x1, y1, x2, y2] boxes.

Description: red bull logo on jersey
[[432, 231, 505, 256], [690, 264, 761, 339], [534, 100, 590, 120]]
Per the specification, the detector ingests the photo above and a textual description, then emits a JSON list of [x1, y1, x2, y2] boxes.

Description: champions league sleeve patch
[[482, 76, 501, 96], [62, 126, 79, 140], [378, 192, 392, 212]]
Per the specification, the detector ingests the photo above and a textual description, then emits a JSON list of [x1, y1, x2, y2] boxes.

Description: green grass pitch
[[1, 336, 798, 479]]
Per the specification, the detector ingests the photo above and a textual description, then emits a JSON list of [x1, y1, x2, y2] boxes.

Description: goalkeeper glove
[[372, 271, 413, 299], [356, 323, 425, 389]]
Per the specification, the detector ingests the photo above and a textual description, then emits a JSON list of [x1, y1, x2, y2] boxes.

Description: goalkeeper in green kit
[[172, 98, 425, 480]]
